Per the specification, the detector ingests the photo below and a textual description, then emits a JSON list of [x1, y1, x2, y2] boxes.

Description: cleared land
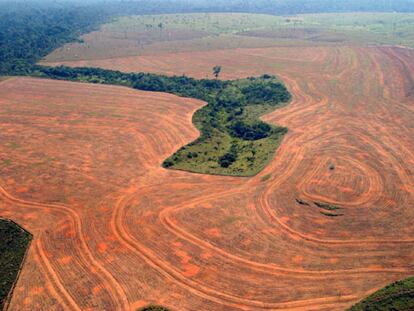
[[42, 12, 414, 66], [1, 41, 414, 310]]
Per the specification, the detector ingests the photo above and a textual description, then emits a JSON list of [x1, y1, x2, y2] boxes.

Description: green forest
[[0, 220, 32, 309], [0, 3, 111, 74]]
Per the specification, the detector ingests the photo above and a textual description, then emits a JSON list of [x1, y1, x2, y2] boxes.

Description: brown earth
[[42, 34, 307, 64], [238, 29, 348, 43], [1, 44, 414, 310]]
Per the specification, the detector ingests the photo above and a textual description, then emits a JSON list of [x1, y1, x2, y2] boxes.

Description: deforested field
[[2, 12, 414, 311], [42, 12, 414, 65]]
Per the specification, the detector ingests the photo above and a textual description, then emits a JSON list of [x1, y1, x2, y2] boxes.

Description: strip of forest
[[32, 65, 291, 175]]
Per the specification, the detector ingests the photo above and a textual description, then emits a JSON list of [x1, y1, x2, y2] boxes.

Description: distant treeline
[[0, 3, 110, 74], [187, 0, 414, 14], [1, 0, 414, 75]]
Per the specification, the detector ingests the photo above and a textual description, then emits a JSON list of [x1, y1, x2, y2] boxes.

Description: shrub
[[162, 160, 174, 168], [228, 121, 271, 140], [261, 174, 271, 182], [218, 152, 237, 168]]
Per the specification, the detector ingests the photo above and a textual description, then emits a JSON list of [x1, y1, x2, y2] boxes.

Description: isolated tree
[[213, 65, 222, 79]]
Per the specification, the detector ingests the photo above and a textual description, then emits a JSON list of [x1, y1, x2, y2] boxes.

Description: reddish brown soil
[[1, 45, 414, 310], [43, 28, 213, 62]]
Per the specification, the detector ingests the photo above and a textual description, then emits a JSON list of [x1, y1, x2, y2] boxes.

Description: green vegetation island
[[33, 65, 291, 176]]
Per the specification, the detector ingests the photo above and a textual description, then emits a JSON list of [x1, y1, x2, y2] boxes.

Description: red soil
[[1, 44, 414, 310]]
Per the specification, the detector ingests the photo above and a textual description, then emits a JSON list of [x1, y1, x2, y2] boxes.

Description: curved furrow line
[[155, 140, 411, 271], [253, 91, 414, 245], [160, 202, 412, 275], [121, 175, 385, 271], [248, 47, 414, 246], [34, 236, 82, 311], [0, 183, 130, 310], [257, 142, 414, 245], [111, 188, 364, 310], [298, 149, 383, 207], [379, 47, 414, 98]]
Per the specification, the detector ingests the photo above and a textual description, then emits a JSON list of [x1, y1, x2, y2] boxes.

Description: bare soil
[[1, 44, 414, 310]]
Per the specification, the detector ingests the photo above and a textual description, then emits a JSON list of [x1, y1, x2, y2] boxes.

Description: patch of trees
[[32, 65, 290, 171], [218, 144, 238, 168], [229, 121, 272, 140], [0, 219, 32, 309], [241, 77, 291, 104], [349, 276, 414, 310]]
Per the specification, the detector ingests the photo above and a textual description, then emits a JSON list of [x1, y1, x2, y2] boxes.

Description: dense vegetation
[[0, 2, 112, 75], [349, 276, 414, 310], [0, 219, 32, 309], [32, 65, 290, 175]]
